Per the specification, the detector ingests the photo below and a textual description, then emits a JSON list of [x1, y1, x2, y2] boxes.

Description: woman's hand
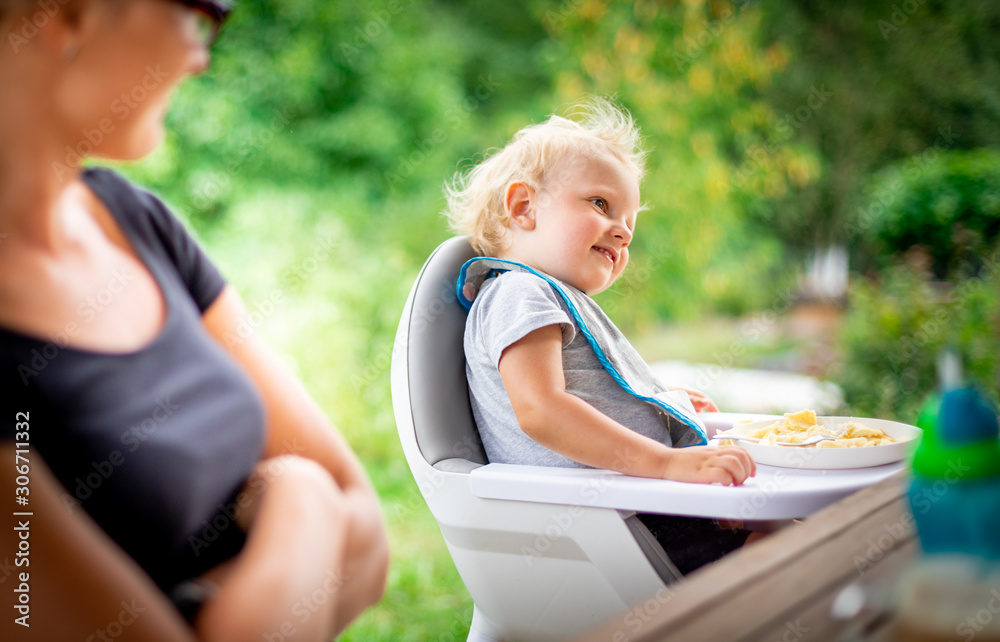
[[657, 445, 756, 486]]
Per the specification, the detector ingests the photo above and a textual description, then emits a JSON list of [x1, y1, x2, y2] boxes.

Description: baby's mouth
[[593, 246, 617, 264]]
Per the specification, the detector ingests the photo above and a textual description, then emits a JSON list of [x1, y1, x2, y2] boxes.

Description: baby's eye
[[591, 198, 608, 212]]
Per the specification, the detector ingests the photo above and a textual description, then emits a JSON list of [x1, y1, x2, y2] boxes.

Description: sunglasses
[[171, 0, 232, 46]]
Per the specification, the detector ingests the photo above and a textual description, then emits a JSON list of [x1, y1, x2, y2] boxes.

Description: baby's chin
[[579, 279, 618, 296]]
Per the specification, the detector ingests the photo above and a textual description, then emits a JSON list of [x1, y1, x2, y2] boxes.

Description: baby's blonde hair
[[445, 97, 646, 256]]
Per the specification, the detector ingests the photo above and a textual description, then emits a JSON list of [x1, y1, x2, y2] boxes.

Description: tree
[[752, 0, 1000, 254]]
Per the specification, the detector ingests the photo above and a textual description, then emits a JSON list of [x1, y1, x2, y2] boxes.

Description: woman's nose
[[188, 47, 211, 75]]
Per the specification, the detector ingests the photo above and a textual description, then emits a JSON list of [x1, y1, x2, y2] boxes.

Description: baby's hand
[[659, 445, 755, 486], [672, 386, 719, 413]]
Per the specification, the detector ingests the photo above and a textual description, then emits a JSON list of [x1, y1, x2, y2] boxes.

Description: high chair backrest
[[402, 236, 488, 469]]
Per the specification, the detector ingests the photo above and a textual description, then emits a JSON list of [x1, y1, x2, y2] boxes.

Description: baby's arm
[[499, 325, 755, 485]]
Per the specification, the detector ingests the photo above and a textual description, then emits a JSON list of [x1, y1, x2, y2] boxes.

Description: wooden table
[[574, 472, 916, 642]]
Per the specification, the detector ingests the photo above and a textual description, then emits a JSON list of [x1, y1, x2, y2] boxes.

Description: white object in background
[[803, 244, 849, 300], [650, 360, 844, 415]]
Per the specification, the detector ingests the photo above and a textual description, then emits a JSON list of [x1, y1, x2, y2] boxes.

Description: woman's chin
[[95, 132, 165, 164]]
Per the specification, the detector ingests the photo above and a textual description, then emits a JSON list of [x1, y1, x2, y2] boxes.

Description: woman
[[0, 1, 388, 640]]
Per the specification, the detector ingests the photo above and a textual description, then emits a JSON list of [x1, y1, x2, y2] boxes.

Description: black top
[[0, 168, 266, 592]]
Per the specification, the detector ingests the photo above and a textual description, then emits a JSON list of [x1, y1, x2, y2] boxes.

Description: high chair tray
[[468, 461, 906, 520]]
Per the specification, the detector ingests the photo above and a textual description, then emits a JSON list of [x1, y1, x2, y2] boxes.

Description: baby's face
[[512, 152, 640, 295]]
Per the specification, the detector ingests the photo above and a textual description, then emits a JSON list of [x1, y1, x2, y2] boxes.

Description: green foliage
[[127, 0, 556, 222], [854, 148, 1000, 279], [837, 255, 1000, 424], [542, 0, 803, 323], [753, 0, 1000, 252]]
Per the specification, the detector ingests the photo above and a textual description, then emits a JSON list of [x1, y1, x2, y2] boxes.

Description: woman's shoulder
[[82, 166, 153, 205], [81, 167, 174, 229], [81, 167, 225, 310], [81, 167, 200, 261], [81, 166, 132, 191]]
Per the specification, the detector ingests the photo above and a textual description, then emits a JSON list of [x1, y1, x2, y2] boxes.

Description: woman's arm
[[193, 456, 350, 642], [201, 286, 389, 631], [498, 324, 756, 485], [0, 443, 197, 642], [0, 445, 355, 642], [203, 287, 373, 492]]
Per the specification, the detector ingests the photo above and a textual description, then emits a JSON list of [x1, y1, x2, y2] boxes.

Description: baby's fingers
[[711, 448, 755, 485], [714, 444, 757, 478], [697, 466, 741, 486], [732, 445, 757, 478], [675, 387, 719, 412]]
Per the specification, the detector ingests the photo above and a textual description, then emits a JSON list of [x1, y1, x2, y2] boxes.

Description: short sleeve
[[139, 191, 226, 313], [82, 168, 226, 313], [467, 272, 577, 367]]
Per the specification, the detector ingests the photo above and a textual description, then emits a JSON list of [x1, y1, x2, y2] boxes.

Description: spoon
[[711, 433, 837, 447]]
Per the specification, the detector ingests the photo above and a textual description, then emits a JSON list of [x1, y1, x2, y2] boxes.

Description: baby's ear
[[505, 182, 535, 230]]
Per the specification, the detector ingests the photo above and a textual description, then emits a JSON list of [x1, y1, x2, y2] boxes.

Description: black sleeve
[[137, 189, 227, 313], [82, 168, 227, 313]]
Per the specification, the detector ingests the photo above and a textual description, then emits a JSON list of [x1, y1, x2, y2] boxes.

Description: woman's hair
[[444, 97, 646, 256], [0, 0, 35, 23]]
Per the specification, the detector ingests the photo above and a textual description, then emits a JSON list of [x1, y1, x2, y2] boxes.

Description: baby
[[446, 98, 759, 574]]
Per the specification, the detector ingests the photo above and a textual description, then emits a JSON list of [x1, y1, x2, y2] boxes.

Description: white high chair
[[391, 237, 707, 641], [390, 237, 899, 641]]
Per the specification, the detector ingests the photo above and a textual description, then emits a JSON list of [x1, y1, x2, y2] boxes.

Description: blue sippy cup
[[908, 355, 1000, 560]]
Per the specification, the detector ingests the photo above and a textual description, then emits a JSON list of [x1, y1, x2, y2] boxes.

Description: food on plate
[[718, 409, 898, 448]]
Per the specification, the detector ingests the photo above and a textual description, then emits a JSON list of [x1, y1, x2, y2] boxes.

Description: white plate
[[716, 416, 922, 469]]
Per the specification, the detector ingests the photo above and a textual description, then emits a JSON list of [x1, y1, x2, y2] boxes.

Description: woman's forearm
[[203, 287, 375, 493], [202, 287, 389, 635], [329, 487, 390, 633], [195, 457, 350, 642]]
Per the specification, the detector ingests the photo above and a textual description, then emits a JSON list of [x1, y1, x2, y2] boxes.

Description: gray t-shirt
[[465, 271, 686, 468]]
